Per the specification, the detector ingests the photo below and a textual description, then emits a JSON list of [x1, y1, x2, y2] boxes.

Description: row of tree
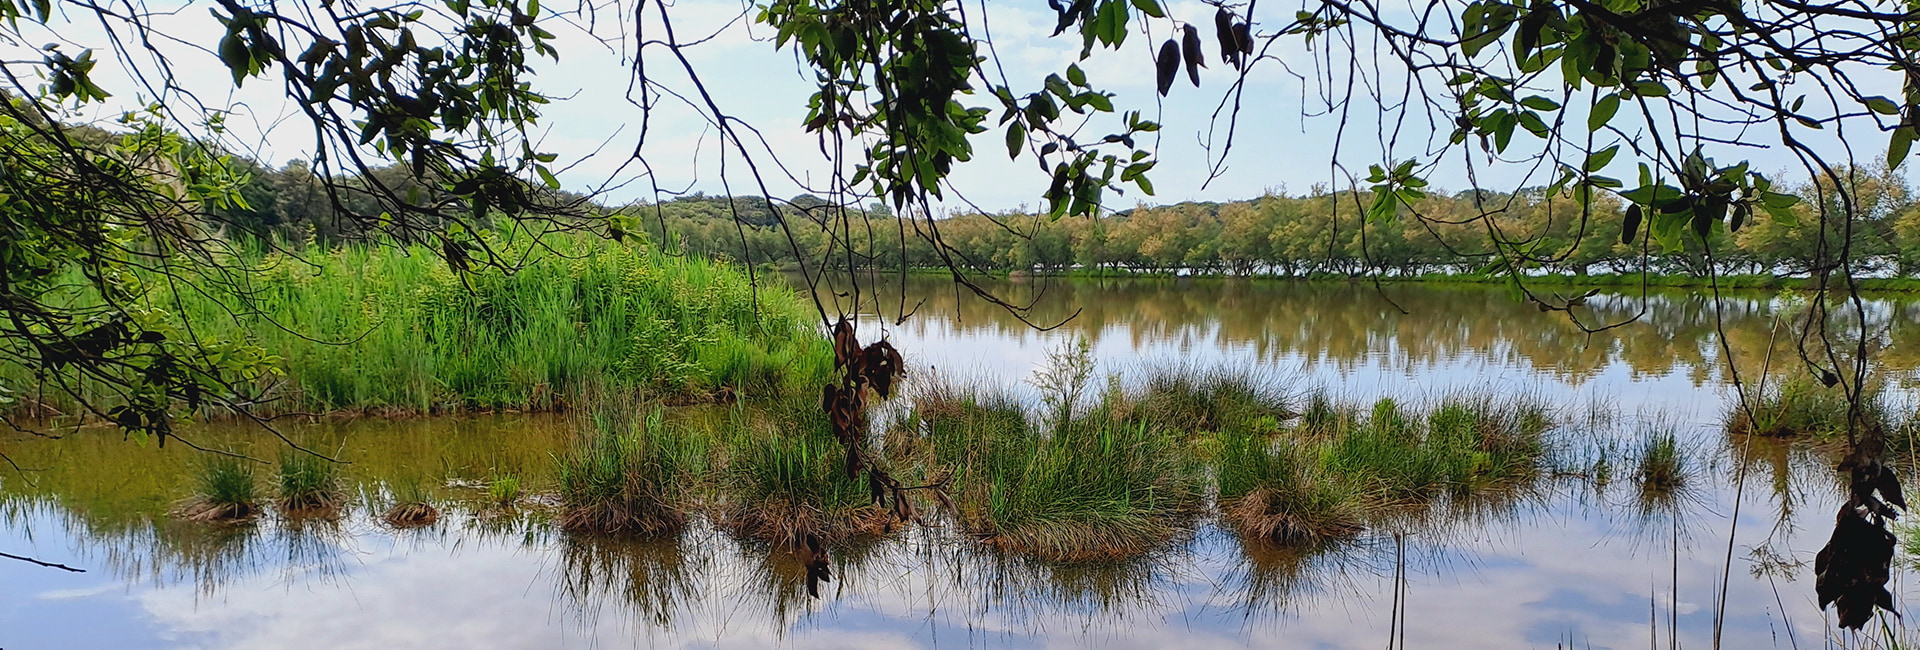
[[210, 152, 1917, 278]]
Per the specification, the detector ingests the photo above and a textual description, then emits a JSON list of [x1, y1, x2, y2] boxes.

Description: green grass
[[1220, 392, 1555, 544], [1632, 429, 1690, 515], [174, 456, 261, 522], [1216, 429, 1365, 544], [720, 399, 891, 546], [277, 451, 345, 512], [1125, 363, 1294, 436], [1724, 378, 1887, 439], [0, 232, 834, 418], [919, 383, 1205, 562], [487, 473, 524, 508], [381, 478, 440, 528], [555, 405, 706, 535]]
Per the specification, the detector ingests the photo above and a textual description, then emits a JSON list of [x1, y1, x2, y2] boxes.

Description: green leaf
[[1520, 96, 1560, 111], [1006, 122, 1024, 160], [1584, 144, 1619, 172], [1632, 81, 1670, 97], [1866, 96, 1901, 116], [1067, 64, 1087, 87], [1892, 126, 1915, 169], [1518, 111, 1550, 138], [1589, 93, 1619, 132], [536, 165, 560, 189], [1129, 0, 1166, 18]]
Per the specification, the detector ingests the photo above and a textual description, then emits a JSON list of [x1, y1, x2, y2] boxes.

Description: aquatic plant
[[1724, 378, 1888, 439], [721, 400, 892, 546], [487, 473, 524, 508], [1632, 429, 1689, 510], [0, 233, 835, 418], [921, 386, 1204, 562], [175, 456, 261, 522], [1217, 429, 1365, 544], [555, 406, 704, 535], [277, 451, 345, 512], [1126, 362, 1294, 436]]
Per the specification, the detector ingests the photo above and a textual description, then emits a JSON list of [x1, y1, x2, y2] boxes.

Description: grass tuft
[[174, 456, 261, 522], [556, 405, 705, 536], [1724, 378, 1888, 439], [277, 451, 345, 513], [720, 399, 892, 546]]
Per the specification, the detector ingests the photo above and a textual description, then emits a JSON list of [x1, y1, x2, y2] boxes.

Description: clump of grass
[[1724, 378, 1887, 439], [1127, 363, 1294, 435], [174, 456, 261, 522], [277, 451, 345, 513], [1322, 394, 1552, 502], [488, 473, 524, 508], [556, 406, 704, 536], [921, 384, 1204, 562], [1297, 389, 1358, 435], [1217, 430, 1364, 544], [382, 479, 440, 528], [1632, 429, 1689, 507], [721, 400, 891, 546]]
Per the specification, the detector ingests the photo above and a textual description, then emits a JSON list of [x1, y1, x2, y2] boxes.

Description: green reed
[[1, 232, 833, 417], [720, 399, 890, 545], [555, 405, 706, 535], [1724, 377, 1888, 439], [1126, 363, 1294, 435]]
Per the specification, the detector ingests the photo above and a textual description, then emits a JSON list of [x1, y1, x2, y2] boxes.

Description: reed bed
[[555, 406, 706, 536], [0, 233, 834, 418], [1724, 378, 1889, 439], [1125, 363, 1295, 436]]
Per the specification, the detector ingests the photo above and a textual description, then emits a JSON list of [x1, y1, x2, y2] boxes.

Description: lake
[[2, 276, 1914, 649]]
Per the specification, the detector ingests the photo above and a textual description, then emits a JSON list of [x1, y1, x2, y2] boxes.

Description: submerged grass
[[555, 405, 706, 536], [277, 451, 345, 513], [174, 456, 261, 522], [381, 478, 440, 528]]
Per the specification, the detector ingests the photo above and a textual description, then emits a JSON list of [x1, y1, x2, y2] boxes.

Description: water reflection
[[4, 281, 1920, 647]]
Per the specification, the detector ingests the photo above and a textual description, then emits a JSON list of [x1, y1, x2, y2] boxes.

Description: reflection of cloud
[[35, 583, 119, 600]]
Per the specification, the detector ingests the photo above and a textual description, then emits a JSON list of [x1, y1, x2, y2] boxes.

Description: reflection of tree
[[807, 276, 1920, 387]]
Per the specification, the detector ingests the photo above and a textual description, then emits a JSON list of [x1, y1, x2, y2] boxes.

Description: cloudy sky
[[19, 0, 1894, 212]]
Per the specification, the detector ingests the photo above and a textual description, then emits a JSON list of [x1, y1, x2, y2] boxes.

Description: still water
[[4, 277, 1917, 649]]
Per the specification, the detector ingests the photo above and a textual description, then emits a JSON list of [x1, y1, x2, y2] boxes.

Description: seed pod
[[1155, 39, 1180, 96], [1234, 22, 1253, 56], [1729, 202, 1749, 232], [1182, 24, 1205, 86], [1621, 204, 1643, 245], [1214, 8, 1237, 68]]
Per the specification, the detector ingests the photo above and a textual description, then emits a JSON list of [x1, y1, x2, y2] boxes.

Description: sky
[[16, 0, 1902, 213]]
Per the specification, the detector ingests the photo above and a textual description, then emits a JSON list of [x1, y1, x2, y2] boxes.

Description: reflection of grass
[[276, 451, 345, 513], [556, 406, 703, 535], [921, 382, 1204, 562], [175, 456, 261, 522]]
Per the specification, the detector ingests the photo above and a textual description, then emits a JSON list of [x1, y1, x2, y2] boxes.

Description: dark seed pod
[[1234, 22, 1252, 56], [1729, 202, 1749, 232], [1155, 39, 1180, 96], [1621, 204, 1643, 245], [1214, 8, 1238, 68], [1822, 370, 1840, 387], [1182, 25, 1206, 86], [1660, 194, 1695, 214], [1690, 212, 1712, 241]]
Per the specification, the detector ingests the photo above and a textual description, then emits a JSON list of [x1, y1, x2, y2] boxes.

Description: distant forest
[[218, 154, 1918, 278]]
